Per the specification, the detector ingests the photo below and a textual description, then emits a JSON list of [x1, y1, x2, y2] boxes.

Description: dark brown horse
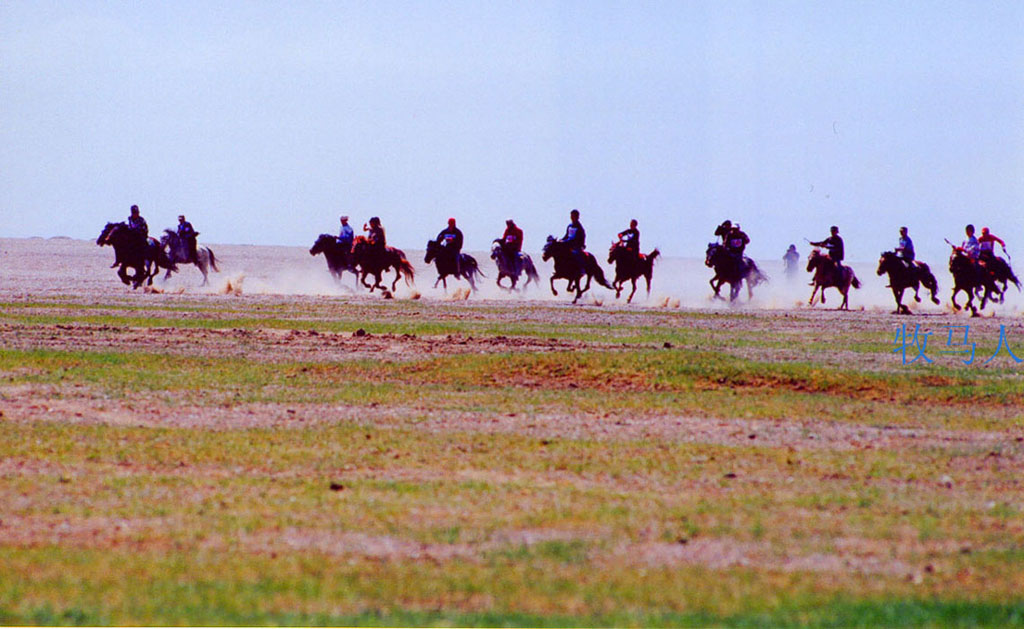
[[608, 242, 660, 303], [310, 234, 357, 282], [806, 249, 860, 310], [876, 251, 940, 314], [541, 236, 614, 304], [948, 251, 999, 317], [424, 239, 485, 292], [351, 236, 415, 293], [704, 243, 768, 302], [97, 222, 176, 289]]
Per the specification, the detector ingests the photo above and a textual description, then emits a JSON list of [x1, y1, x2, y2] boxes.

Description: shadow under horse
[[948, 250, 1000, 317], [704, 243, 767, 302], [160, 229, 219, 286], [541, 236, 614, 304], [876, 251, 940, 314], [424, 240, 485, 291], [310, 234, 358, 283], [608, 242, 660, 303], [97, 222, 176, 289], [806, 249, 860, 310], [490, 240, 540, 291], [351, 236, 415, 294]]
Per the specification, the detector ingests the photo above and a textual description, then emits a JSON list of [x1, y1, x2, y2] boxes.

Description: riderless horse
[[424, 239, 485, 292], [490, 239, 539, 291], [876, 251, 940, 315], [608, 242, 660, 303], [541, 236, 614, 304], [310, 234, 358, 283], [160, 229, 219, 286], [704, 242, 767, 302], [97, 222, 176, 289], [806, 249, 861, 310], [351, 236, 415, 293]]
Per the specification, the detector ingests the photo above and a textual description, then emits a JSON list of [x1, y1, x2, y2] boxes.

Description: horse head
[[806, 249, 822, 272], [608, 241, 621, 264], [97, 222, 119, 246], [541, 235, 557, 261], [310, 234, 333, 256], [424, 239, 438, 263], [876, 251, 898, 276], [704, 242, 719, 268], [490, 239, 503, 260]]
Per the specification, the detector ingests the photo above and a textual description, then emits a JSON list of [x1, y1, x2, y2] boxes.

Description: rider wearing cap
[[127, 205, 148, 239], [714, 220, 733, 245], [337, 215, 354, 250], [436, 217, 464, 275], [810, 225, 845, 264]]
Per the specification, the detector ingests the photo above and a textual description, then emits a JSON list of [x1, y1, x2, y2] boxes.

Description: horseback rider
[[177, 215, 199, 264], [953, 224, 981, 261], [436, 217, 464, 275], [978, 226, 1012, 278], [337, 215, 354, 250], [714, 220, 733, 245], [560, 209, 587, 270], [364, 216, 386, 251], [127, 205, 148, 239], [895, 226, 915, 266], [501, 218, 524, 275], [809, 225, 845, 282], [723, 222, 750, 275], [783, 244, 800, 278], [617, 219, 640, 257]]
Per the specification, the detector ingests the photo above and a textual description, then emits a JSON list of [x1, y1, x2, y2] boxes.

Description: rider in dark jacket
[[364, 217, 386, 251], [436, 218, 464, 275], [560, 209, 587, 270], [177, 215, 199, 264], [127, 205, 148, 239], [810, 226, 844, 263], [618, 219, 640, 256]]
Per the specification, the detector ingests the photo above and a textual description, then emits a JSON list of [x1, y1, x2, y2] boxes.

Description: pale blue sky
[[2, 1, 1022, 262]]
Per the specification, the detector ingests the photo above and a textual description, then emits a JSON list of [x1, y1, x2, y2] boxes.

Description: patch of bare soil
[[0, 322, 599, 362]]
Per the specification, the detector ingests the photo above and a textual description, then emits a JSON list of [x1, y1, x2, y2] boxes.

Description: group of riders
[[332, 208, 647, 278], [117, 205, 200, 266]]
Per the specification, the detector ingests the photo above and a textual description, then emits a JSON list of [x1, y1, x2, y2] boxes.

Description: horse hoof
[[931, 298, 939, 305]]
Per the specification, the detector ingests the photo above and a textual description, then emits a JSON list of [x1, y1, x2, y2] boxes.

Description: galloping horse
[[97, 222, 176, 289], [981, 255, 1021, 298], [948, 250, 999, 317], [310, 234, 357, 282], [608, 242, 660, 303], [351, 236, 415, 293], [704, 243, 767, 302], [876, 251, 940, 315], [424, 240, 485, 291], [541, 236, 614, 304], [806, 249, 860, 310], [160, 229, 219, 286], [490, 240, 539, 291]]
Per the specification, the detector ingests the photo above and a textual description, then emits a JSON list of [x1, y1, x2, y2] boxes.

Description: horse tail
[[525, 257, 540, 283], [207, 248, 219, 272], [589, 258, 615, 290], [851, 272, 862, 290], [648, 249, 661, 263], [466, 254, 485, 278], [398, 257, 415, 285]]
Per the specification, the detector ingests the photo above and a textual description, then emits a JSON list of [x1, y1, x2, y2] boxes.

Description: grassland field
[[1, 238, 1023, 626]]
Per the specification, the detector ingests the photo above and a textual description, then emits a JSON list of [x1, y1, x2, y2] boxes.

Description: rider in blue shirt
[[337, 215, 354, 249], [560, 209, 587, 270], [896, 226, 915, 263]]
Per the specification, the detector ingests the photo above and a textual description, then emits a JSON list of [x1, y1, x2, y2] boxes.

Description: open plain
[[1, 237, 1023, 626]]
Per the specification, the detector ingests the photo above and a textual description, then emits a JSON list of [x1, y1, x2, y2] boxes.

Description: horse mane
[[353, 235, 370, 245]]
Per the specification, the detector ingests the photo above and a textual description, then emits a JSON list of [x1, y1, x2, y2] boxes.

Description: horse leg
[[391, 270, 400, 292], [550, 276, 558, 296], [627, 278, 637, 303], [199, 261, 209, 287], [839, 287, 850, 310], [808, 284, 819, 306]]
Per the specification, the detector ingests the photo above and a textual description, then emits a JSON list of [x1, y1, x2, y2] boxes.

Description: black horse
[[876, 252, 940, 314], [351, 236, 415, 293], [424, 239, 484, 291], [949, 250, 999, 317], [310, 234, 358, 283], [490, 240, 540, 291], [608, 242, 660, 303], [704, 243, 768, 302], [97, 222, 176, 289], [979, 254, 1021, 299], [160, 229, 219, 286], [541, 236, 614, 304], [806, 249, 861, 310]]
